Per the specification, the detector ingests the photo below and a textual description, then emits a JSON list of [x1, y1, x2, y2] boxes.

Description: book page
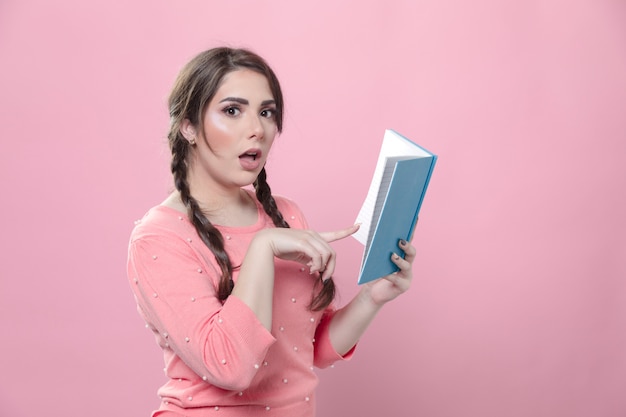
[[353, 130, 432, 245], [353, 159, 387, 246], [363, 156, 412, 255], [361, 157, 398, 255]]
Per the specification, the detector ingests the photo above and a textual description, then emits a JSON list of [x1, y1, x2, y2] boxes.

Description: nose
[[248, 113, 264, 140]]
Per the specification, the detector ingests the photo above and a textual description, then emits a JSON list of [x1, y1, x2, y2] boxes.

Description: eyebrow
[[219, 97, 276, 106]]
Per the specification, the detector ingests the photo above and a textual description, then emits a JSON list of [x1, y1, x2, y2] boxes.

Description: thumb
[[320, 223, 361, 243]]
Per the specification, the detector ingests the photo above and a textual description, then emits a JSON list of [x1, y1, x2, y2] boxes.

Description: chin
[[236, 173, 261, 188]]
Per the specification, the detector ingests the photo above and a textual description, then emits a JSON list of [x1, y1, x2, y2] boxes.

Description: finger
[[383, 270, 403, 286], [319, 223, 361, 243], [308, 234, 337, 280], [398, 239, 416, 264], [387, 253, 412, 288], [309, 246, 334, 276], [382, 269, 411, 291], [302, 232, 335, 274], [390, 251, 411, 273], [320, 254, 336, 282]]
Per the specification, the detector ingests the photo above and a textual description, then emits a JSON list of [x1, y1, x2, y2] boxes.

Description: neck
[[188, 184, 246, 212], [177, 186, 257, 228]]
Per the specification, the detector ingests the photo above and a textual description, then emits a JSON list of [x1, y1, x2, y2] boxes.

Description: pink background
[[1, 1, 625, 416]]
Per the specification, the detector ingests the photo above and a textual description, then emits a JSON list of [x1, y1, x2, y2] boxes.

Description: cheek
[[263, 121, 278, 139], [203, 113, 233, 146], [205, 111, 228, 133]]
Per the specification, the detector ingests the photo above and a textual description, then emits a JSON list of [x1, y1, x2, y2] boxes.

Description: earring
[[189, 137, 196, 146]]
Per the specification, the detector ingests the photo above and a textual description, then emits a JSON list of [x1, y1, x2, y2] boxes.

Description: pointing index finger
[[319, 223, 361, 243]]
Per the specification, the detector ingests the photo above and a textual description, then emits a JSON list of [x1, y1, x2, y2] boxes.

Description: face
[[183, 69, 278, 192]]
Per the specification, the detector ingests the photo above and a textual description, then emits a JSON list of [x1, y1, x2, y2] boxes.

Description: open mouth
[[239, 150, 261, 161]]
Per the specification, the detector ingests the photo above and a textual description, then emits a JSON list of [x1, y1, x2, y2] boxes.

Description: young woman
[[127, 47, 416, 417]]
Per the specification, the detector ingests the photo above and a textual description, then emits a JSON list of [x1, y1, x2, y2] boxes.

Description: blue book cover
[[354, 130, 437, 285]]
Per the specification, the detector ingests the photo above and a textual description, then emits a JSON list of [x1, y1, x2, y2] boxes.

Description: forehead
[[214, 69, 273, 99]]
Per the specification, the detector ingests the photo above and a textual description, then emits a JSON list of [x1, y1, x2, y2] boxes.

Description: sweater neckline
[[154, 189, 267, 234]]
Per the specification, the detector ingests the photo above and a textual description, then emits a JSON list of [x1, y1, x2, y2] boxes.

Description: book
[[353, 129, 437, 285]]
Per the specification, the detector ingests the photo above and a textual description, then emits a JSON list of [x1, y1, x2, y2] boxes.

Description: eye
[[223, 106, 241, 116], [260, 108, 276, 119]]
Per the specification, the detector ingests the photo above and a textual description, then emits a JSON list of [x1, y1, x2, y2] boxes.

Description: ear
[[180, 119, 198, 143]]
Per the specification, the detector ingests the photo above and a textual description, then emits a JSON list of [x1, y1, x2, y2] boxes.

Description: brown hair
[[167, 47, 334, 311]]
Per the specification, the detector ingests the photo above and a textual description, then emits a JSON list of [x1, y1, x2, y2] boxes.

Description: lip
[[238, 148, 263, 171], [239, 148, 263, 159]]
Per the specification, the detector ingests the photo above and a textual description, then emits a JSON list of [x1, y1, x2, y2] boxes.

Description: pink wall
[[1, 1, 625, 416]]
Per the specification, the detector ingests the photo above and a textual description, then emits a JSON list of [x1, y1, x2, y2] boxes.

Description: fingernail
[[392, 253, 400, 260], [400, 239, 407, 246]]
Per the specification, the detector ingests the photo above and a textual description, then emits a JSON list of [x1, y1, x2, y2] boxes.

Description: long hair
[[167, 47, 334, 311]]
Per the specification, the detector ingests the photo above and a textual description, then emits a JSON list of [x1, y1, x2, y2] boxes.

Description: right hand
[[254, 224, 360, 281]]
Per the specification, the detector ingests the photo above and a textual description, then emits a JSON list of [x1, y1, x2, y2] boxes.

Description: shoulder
[[272, 194, 309, 229], [129, 205, 192, 244], [127, 205, 210, 275], [272, 194, 302, 214]]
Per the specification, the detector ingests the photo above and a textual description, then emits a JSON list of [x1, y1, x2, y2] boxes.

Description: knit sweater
[[127, 192, 354, 416]]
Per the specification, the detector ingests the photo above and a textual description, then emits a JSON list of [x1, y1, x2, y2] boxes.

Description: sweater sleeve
[[312, 307, 356, 368], [127, 234, 276, 392]]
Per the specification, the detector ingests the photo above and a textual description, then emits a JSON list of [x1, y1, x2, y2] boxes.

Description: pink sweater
[[127, 193, 354, 417]]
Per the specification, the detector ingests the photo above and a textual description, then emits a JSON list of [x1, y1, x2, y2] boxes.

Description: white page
[[362, 157, 398, 255]]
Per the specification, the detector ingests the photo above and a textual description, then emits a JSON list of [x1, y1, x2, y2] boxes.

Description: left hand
[[363, 238, 416, 306]]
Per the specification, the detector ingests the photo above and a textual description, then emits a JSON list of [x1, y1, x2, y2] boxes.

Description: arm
[[230, 234, 276, 330], [232, 224, 361, 331], [128, 235, 276, 391], [329, 239, 416, 355]]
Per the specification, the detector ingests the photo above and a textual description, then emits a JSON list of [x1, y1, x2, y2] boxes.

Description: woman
[[127, 47, 415, 417]]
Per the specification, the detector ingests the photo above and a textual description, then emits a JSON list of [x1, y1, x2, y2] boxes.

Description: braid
[[254, 167, 289, 228], [308, 278, 336, 312], [171, 138, 234, 301], [254, 167, 336, 311]]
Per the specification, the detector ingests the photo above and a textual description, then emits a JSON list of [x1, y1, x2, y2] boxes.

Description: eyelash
[[222, 106, 276, 119], [260, 108, 276, 119], [223, 106, 241, 116]]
